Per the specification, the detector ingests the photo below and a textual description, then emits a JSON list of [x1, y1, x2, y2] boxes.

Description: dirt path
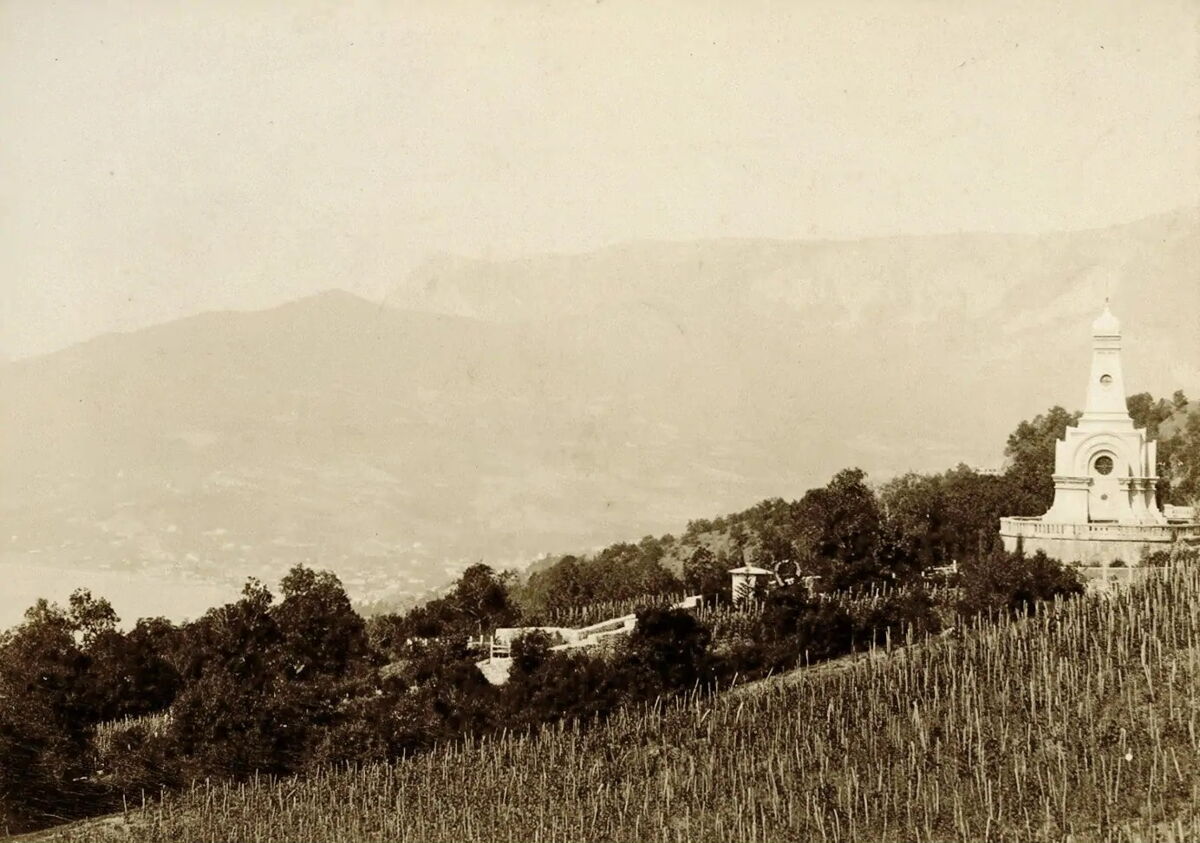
[[4, 813, 133, 843]]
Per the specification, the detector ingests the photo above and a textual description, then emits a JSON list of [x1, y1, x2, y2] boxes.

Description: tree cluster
[[515, 537, 683, 621], [9, 391, 1190, 834]]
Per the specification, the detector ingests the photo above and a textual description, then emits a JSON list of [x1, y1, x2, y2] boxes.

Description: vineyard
[[523, 593, 692, 629], [517, 582, 955, 644], [44, 564, 1200, 842], [91, 712, 172, 761]]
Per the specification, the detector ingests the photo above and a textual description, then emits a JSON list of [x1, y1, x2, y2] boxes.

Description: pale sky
[[2, 0, 1198, 358]]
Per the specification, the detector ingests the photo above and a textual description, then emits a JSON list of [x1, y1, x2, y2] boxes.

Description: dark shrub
[[957, 549, 1084, 618], [621, 608, 712, 693], [854, 588, 943, 647]]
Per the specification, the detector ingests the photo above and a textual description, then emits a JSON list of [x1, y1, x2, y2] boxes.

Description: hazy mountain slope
[[392, 206, 1199, 479], [1, 210, 1196, 617], [1, 294, 633, 604]]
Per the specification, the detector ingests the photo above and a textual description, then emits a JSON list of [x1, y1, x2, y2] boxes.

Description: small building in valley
[[729, 564, 773, 604]]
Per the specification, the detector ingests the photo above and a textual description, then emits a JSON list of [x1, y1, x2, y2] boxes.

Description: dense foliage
[[517, 538, 683, 622], [0, 555, 1081, 834], [3, 392, 1195, 835], [43, 564, 1200, 843]]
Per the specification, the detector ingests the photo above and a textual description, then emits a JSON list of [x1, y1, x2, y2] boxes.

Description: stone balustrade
[[999, 517, 1200, 542]]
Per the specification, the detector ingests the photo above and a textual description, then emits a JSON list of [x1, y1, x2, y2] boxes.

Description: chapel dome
[[1092, 305, 1120, 336]]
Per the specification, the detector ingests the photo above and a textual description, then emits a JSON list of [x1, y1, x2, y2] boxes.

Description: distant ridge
[[1, 209, 1196, 612]]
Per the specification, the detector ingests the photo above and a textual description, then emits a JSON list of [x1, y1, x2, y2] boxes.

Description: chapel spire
[[1080, 302, 1132, 429]]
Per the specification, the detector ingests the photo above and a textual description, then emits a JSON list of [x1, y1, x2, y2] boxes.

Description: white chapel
[[999, 305, 1200, 565]]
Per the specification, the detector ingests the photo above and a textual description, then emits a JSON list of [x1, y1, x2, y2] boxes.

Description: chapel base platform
[[999, 517, 1200, 566]]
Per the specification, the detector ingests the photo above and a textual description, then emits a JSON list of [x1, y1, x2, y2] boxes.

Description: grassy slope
[[41, 566, 1200, 843]]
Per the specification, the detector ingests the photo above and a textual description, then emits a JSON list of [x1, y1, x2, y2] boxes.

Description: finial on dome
[[1092, 302, 1120, 336]]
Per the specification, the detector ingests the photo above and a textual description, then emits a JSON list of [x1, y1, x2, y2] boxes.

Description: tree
[[760, 584, 814, 641], [499, 634, 624, 733], [175, 579, 281, 686], [879, 472, 949, 567], [1125, 392, 1184, 501], [517, 545, 683, 620], [1126, 392, 1176, 438], [622, 607, 712, 692], [794, 468, 888, 588], [276, 566, 369, 680], [66, 589, 118, 648], [854, 588, 943, 646], [940, 465, 1014, 557], [956, 548, 1084, 617], [508, 630, 554, 676], [78, 617, 181, 723], [449, 564, 519, 634], [750, 524, 795, 570], [167, 569, 377, 781], [167, 579, 292, 777], [1164, 403, 1200, 506], [759, 584, 855, 665], [588, 543, 682, 600], [1004, 406, 1081, 514], [682, 546, 728, 596], [0, 600, 96, 830], [520, 555, 593, 619]]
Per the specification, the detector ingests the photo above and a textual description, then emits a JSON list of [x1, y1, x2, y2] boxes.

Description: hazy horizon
[[3, 203, 1196, 363], [3, 0, 1198, 358]]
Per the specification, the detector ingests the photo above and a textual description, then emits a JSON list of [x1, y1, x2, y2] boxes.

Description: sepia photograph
[[2, 0, 1198, 840]]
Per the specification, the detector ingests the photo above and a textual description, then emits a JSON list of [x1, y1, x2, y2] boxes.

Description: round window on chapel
[[1094, 455, 1114, 476], [1099, 374, 1113, 386]]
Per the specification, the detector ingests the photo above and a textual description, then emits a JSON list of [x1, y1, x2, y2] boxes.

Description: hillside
[[37, 565, 1200, 843], [2, 209, 1197, 620]]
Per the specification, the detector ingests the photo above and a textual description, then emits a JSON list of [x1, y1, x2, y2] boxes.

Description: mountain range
[[2, 208, 1196, 616]]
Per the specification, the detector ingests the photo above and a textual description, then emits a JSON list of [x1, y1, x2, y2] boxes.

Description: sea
[[0, 561, 237, 631]]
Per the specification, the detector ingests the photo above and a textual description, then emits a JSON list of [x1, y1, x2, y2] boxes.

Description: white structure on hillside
[[475, 594, 705, 685], [729, 565, 773, 604], [999, 305, 1200, 565]]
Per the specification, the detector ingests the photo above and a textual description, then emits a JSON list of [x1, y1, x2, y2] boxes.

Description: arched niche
[[1071, 432, 1135, 478]]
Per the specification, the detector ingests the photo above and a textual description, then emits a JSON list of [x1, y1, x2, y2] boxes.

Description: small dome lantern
[[1092, 303, 1120, 336]]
